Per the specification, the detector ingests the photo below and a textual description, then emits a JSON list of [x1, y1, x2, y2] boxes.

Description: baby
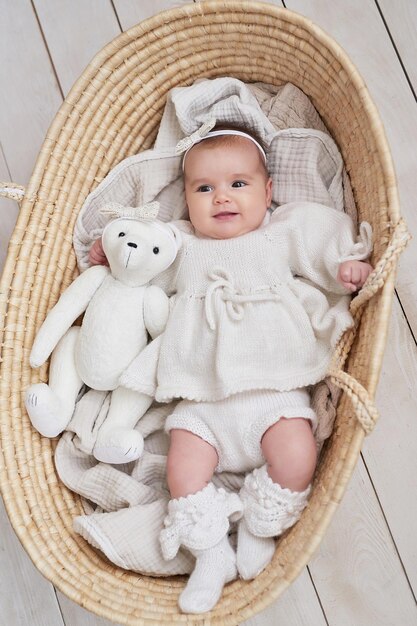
[[90, 127, 372, 614]]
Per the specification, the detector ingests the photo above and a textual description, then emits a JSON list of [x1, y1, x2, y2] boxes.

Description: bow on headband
[[100, 201, 160, 221], [175, 118, 217, 154]]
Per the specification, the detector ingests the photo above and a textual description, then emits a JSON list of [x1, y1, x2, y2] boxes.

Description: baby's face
[[184, 139, 272, 239]]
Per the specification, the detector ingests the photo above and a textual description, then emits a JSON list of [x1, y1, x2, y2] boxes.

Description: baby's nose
[[127, 242, 137, 248], [214, 191, 231, 203]]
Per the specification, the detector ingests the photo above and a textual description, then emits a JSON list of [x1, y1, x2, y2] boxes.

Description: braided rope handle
[[328, 368, 379, 434], [328, 370, 379, 435], [0, 181, 26, 203], [330, 217, 411, 434]]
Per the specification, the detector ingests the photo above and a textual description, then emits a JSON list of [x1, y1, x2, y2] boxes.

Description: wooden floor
[[1, 1, 417, 624]]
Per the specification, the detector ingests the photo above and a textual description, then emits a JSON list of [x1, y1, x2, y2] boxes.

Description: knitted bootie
[[160, 483, 243, 614], [237, 519, 276, 580], [237, 464, 311, 580], [179, 534, 237, 614]]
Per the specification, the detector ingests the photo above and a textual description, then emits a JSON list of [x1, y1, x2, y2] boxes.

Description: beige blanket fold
[[57, 77, 352, 576]]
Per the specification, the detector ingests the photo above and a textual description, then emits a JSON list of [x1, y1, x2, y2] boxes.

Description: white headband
[[182, 129, 267, 170]]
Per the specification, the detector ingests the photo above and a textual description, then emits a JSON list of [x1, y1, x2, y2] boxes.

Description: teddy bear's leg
[[25, 327, 83, 438], [93, 387, 153, 464]]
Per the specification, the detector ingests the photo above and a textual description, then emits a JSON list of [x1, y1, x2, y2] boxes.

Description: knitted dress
[[122, 201, 372, 402]]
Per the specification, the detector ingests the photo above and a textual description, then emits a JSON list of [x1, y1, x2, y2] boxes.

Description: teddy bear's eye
[[153, 247, 160, 254], [118, 232, 126, 238]]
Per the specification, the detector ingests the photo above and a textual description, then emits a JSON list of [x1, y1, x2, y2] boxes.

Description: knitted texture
[[236, 519, 276, 580], [160, 483, 243, 559], [240, 465, 311, 537], [122, 202, 372, 403], [165, 388, 316, 474], [178, 535, 237, 614]]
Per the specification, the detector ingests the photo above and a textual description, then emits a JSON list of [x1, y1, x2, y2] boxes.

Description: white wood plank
[[56, 591, 119, 626], [242, 567, 326, 626], [0, 0, 62, 186], [112, 0, 193, 31], [33, 0, 121, 96], [308, 459, 417, 625], [0, 496, 64, 626], [0, 147, 20, 274], [285, 0, 417, 342], [363, 298, 417, 593], [377, 0, 417, 90]]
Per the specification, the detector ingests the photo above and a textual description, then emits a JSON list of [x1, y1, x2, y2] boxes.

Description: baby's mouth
[[213, 211, 238, 220]]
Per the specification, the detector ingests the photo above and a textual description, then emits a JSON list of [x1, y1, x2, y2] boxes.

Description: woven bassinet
[[0, 1, 409, 624]]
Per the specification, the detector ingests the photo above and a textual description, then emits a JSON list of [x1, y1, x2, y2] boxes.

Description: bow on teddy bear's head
[[99, 202, 182, 287]]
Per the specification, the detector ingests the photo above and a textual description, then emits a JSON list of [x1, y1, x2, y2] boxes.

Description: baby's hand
[[89, 237, 109, 266], [337, 260, 373, 292]]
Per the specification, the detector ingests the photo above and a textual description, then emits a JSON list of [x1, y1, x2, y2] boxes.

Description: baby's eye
[[153, 247, 160, 255], [118, 232, 126, 237], [232, 180, 247, 188], [197, 184, 213, 193]]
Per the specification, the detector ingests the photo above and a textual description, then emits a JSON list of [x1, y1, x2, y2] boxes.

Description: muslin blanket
[[56, 77, 356, 576]]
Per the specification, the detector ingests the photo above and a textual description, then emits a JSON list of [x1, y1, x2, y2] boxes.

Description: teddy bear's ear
[[165, 223, 183, 251]]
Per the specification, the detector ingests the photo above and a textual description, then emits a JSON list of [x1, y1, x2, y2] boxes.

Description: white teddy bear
[[25, 202, 180, 464]]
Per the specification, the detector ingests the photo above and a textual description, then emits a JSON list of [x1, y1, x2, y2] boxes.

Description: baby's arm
[[337, 260, 373, 292], [89, 237, 108, 266], [272, 202, 373, 294]]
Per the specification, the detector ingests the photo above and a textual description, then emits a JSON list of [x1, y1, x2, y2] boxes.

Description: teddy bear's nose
[[127, 242, 137, 248]]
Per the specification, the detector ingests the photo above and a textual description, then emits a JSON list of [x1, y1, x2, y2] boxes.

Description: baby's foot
[[179, 535, 237, 614], [236, 519, 275, 580], [25, 383, 70, 437], [93, 428, 144, 464]]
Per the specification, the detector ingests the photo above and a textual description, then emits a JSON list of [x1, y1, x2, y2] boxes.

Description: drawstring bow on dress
[[205, 268, 281, 330]]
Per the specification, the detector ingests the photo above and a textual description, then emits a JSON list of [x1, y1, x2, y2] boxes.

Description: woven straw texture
[[0, 1, 405, 623]]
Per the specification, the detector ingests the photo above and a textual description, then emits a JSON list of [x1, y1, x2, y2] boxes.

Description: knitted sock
[[160, 483, 243, 613], [160, 483, 242, 561], [179, 535, 237, 614], [237, 465, 311, 580], [240, 465, 311, 537], [236, 519, 275, 580]]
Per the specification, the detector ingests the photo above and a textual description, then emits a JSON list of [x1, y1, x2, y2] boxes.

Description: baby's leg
[[25, 327, 83, 437], [161, 429, 242, 614], [238, 417, 316, 580], [261, 417, 317, 490], [166, 429, 218, 498]]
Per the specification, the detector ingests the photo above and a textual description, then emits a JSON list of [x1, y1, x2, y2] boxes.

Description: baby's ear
[[166, 223, 183, 252]]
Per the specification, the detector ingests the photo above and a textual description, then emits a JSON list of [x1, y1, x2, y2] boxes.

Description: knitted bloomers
[[237, 464, 311, 580], [160, 483, 243, 613]]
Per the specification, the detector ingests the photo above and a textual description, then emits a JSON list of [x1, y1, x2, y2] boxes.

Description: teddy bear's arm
[[30, 265, 109, 368], [143, 285, 170, 339]]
